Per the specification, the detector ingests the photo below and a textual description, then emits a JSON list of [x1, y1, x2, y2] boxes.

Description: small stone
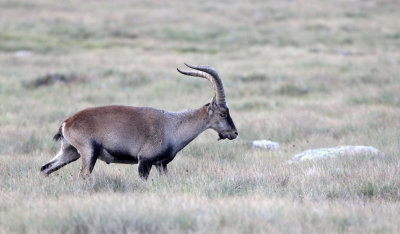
[[14, 50, 33, 58], [251, 140, 280, 151]]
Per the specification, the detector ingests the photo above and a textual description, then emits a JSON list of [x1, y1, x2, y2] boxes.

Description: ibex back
[[40, 63, 238, 179]]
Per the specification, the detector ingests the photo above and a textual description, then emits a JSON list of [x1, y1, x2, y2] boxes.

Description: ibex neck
[[172, 106, 210, 151]]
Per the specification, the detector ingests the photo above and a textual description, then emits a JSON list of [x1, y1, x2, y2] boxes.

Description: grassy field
[[1, 0, 400, 233]]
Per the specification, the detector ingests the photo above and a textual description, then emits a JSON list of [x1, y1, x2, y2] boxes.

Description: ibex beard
[[40, 63, 238, 180]]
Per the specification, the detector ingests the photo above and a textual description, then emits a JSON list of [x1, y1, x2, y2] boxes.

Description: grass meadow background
[[1, 0, 400, 233]]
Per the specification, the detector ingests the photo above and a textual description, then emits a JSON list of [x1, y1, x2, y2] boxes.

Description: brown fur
[[40, 65, 238, 179]]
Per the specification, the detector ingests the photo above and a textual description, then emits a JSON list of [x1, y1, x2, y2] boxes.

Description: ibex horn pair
[[177, 63, 226, 106]]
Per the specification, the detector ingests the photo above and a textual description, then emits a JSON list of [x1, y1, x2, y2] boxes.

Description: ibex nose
[[234, 131, 238, 136]]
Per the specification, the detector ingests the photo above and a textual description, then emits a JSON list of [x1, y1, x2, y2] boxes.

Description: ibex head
[[177, 63, 238, 140]]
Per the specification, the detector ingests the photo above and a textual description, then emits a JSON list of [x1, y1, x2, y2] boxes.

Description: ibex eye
[[220, 113, 227, 118]]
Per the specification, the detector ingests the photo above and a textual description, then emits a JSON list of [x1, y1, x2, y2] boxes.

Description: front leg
[[138, 146, 174, 180], [138, 160, 152, 180], [155, 163, 168, 175]]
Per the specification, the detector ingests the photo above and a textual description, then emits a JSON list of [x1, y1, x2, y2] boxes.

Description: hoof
[[40, 170, 49, 177]]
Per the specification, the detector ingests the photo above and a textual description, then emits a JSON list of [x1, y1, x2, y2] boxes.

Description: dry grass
[[1, 0, 400, 233]]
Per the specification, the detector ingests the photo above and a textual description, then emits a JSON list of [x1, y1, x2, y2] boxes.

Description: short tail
[[53, 125, 63, 141]]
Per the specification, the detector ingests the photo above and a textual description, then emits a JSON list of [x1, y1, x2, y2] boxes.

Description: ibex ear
[[207, 97, 216, 115]]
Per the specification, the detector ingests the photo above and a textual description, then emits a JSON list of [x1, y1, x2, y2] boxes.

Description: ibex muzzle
[[40, 63, 238, 179]]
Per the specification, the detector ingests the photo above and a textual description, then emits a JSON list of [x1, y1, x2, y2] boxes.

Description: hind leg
[[77, 141, 101, 177], [40, 140, 80, 176]]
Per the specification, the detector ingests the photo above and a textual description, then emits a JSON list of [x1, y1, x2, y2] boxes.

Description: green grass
[[1, 0, 400, 233]]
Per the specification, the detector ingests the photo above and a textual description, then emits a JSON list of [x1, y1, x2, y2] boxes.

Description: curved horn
[[177, 63, 226, 105]]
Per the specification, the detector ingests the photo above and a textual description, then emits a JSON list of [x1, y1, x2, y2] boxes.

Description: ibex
[[40, 63, 238, 179]]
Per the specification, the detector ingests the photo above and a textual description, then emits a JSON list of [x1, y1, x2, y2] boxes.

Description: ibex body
[[40, 64, 238, 179]]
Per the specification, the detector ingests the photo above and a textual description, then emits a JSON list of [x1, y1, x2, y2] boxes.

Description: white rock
[[251, 140, 280, 151], [290, 145, 382, 162], [14, 50, 33, 58]]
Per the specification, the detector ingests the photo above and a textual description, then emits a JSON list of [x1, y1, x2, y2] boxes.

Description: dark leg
[[155, 163, 168, 175], [40, 141, 80, 176], [138, 160, 152, 180]]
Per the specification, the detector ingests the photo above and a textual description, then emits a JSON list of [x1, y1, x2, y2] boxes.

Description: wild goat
[[40, 63, 238, 179]]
